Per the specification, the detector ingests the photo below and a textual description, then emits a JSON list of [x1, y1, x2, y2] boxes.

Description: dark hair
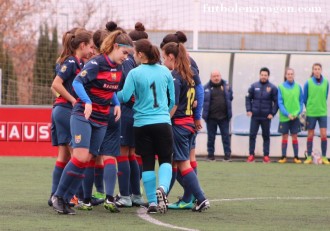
[[106, 21, 126, 33], [160, 31, 187, 48], [101, 30, 133, 54], [259, 67, 270, 76], [57, 28, 92, 64], [93, 29, 110, 52], [311, 63, 322, 77], [162, 42, 193, 86], [128, 22, 148, 41], [134, 39, 160, 64]]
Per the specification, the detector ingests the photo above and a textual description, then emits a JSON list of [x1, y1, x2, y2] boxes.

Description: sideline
[[137, 196, 330, 231]]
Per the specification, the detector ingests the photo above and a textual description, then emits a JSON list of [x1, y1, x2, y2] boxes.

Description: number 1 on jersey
[[150, 81, 159, 108]]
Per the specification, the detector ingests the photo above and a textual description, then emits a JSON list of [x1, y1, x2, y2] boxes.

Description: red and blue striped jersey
[[54, 56, 83, 108], [72, 54, 122, 125], [171, 70, 196, 133]]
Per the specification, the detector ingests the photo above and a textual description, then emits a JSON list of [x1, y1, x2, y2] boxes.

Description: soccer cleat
[[52, 196, 65, 214], [63, 202, 76, 215], [293, 157, 302, 164], [69, 195, 79, 207], [263, 156, 271, 163], [115, 195, 132, 207], [76, 202, 93, 211], [304, 156, 312, 164], [147, 202, 158, 214], [156, 187, 168, 214], [168, 199, 194, 209], [104, 199, 120, 213], [278, 157, 287, 164], [192, 199, 210, 212], [131, 194, 145, 207], [246, 155, 255, 163], [48, 194, 54, 207], [321, 157, 330, 165], [92, 191, 106, 199], [91, 192, 106, 206]]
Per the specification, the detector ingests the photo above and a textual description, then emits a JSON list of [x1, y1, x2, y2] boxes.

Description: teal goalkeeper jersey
[[117, 64, 175, 127]]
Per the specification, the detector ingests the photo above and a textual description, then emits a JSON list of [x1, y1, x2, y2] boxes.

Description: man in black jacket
[[203, 70, 233, 161], [245, 67, 278, 163]]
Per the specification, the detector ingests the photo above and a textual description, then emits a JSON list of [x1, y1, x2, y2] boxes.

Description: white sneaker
[[115, 195, 132, 207]]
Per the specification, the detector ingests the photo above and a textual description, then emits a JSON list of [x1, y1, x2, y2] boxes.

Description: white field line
[[137, 196, 330, 231]]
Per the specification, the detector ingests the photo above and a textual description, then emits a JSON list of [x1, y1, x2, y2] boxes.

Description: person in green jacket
[[277, 68, 303, 164], [303, 63, 329, 164]]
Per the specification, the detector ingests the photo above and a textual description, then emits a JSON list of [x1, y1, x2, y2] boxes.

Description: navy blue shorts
[[99, 107, 120, 156], [120, 105, 135, 147], [190, 132, 197, 149], [306, 116, 327, 130], [278, 118, 301, 134], [51, 106, 72, 146], [70, 113, 107, 156], [172, 125, 194, 161]]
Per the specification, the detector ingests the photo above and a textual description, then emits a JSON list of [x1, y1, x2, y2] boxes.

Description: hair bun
[[135, 22, 145, 32], [106, 21, 118, 32], [175, 31, 187, 43]]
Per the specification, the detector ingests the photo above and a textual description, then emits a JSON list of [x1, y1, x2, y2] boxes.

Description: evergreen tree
[[32, 24, 58, 104], [0, 35, 17, 105]]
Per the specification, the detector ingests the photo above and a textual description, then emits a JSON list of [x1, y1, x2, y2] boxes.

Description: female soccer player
[[162, 42, 210, 212], [277, 68, 303, 164], [48, 28, 93, 207], [115, 22, 148, 208], [51, 30, 133, 215], [303, 63, 329, 164], [117, 39, 175, 214]]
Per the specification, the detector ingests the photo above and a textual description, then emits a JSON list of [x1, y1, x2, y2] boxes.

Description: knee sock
[[136, 155, 143, 179], [82, 160, 95, 201], [190, 161, 198, 175], [129, 155, 141, 195], [142, 171, 156, 204], [321, 138, 327, 157], [51, 160, 67, 194], [307, 138, 313, 156], [281, 139, 288, 157], [116, 156, 130, 196], [158, 163, 172, 194], [181, 168, 205, 203], [292, 139, 299, 158], [168, 167, 177, 195], [104, 158, 117, 197], [94, 164, 104, 193]]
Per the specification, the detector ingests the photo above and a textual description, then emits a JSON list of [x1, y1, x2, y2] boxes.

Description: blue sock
[[307, 138, 313, 156], [168, 167, 177, 195], [82, 160, 95, 200], [136, 155, 143, 179], [321, 138, 327, 157], [176, 170, 184, 187], [55, 157, 86, 199], [94, 164, 104, 193], [292, 139, 299, 158], [158, 163, 172, 194], [129, 155, 141, 195], [51, 161, 67, 194], [116, 156, 130, 196], [182, 168, 205, 203], [142, 171, 157, 204], [281, 139, 288, 157], [77, 184, 84, 201], [103, 159, 117, 197]]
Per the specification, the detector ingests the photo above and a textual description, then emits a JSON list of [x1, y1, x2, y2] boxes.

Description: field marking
[[137, 207, 200, 231], [137, 196, 330, 231], [210, 196, 330, 202]]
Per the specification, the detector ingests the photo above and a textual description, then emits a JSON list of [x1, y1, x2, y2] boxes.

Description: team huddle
[[48, 22, 209, 215]]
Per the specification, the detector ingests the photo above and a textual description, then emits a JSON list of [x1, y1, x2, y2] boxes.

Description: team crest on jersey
[[61, 65, 67, 73], [111, 73, 117, 80], [80, 70, 87, 77], [266, 86, 271, 92], [75, 134, 81, 143]]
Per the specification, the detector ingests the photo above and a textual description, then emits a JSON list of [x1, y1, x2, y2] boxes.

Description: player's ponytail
[[162, 42, 193, 86], [134, 39, 160, 64], [57, 28, 92, 64]]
